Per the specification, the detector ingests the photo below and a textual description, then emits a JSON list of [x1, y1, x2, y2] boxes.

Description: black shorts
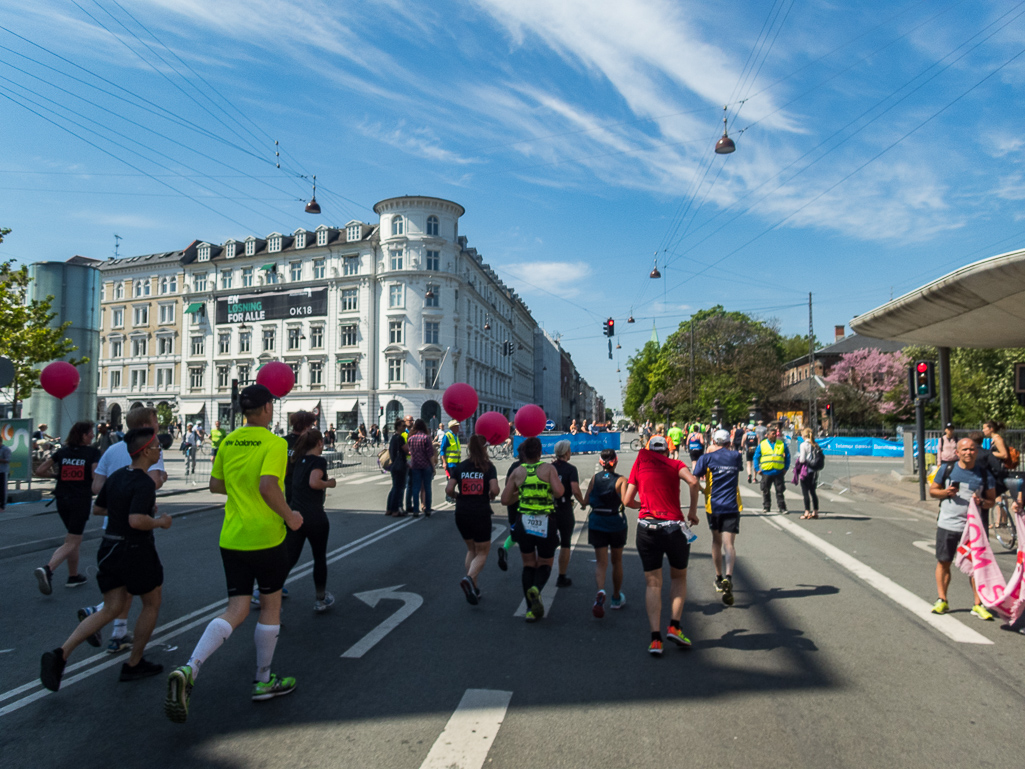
[[554, 505, 575, 547], [707, 512, 740, 534], [96, 539, 163, 595], [935, 528, 963, 563], [455, 512, 492, 543], [745, 450, 756, 461], [636, 522, 691, 571], [57, 497, 91, 536], [689, 450, 704, 463], [588, 526, 627, 549], [220, 541, 290, 596], [518, 517, 559, 559]]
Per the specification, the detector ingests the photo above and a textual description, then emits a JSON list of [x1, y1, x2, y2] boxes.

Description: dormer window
[[426, 215, 439, 236], [317, 229, 328, 247], [245, 239, 256, 256], [296, 232, 306, 249], [268, 235, 282, 253], [225, 242, 236, 259], [197, 244, 210, 262], [346, 224, 360, 242], [391, 216, 404, 237]]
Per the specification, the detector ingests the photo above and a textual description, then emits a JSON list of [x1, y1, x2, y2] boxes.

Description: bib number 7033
[[522, 514, 549, 538]]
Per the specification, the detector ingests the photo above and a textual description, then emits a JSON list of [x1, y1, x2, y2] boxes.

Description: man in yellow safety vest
[[441, 420, 462, 502], [752, 422, 790, 514]]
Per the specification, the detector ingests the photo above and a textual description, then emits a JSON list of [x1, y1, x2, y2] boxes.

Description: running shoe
[[497, 547, 508, 571], [77, 606, 102, 648], [65, 574, 88, 588], [252, 673, 297, 701], [648, 639, 663, 656], [251, 588, 261, 608], [40, 648, 66, 691], [313, 592, 335, 613], [35, 565, 53, 595], [106, 633, 133, 654], [714, 577, 725, 593], [165, 665, 194, 723], [721, 576, 735, 607], [474, 585, 482, 600], [610, 591, 626, 610], [461, 576, 479, 606], [931, 598, 950, 615], [971, 604, 995, 621], [526, 586, 544, 620], [666, 626, 692, 648], [119, 658, 164, 682], [556, 574, 573, 587], [592, 589, 606, 618]]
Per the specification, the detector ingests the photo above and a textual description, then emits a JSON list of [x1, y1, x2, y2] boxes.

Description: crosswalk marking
[[419, 689, 513, 769]]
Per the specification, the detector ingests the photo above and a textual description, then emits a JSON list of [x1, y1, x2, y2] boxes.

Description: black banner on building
[[215, 287, 327, 324]]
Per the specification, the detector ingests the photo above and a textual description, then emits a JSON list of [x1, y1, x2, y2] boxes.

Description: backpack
[[378, 448, 392, 472], [1003, 445, 1020, 470], [807, 443, 825, 471]]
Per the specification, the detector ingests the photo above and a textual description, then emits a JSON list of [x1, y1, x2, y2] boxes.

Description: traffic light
[[909, 361, 935, 400], [605, 318, 615, 337], [824, 403, 832, 422]]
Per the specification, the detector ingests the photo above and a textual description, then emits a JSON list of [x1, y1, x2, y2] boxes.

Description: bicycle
[[488, 442, 512, 460], [629, 437, 642, 451]]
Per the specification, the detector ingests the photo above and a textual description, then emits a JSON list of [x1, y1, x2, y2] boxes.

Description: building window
[[425, 285, 439, 308], [238, 365, 250, 385], [309, 362, 323, 386], [426, 250, 440, 271], [389, 284, 404, 308], [265, 269, 279, 285], [239, 332, 251, 353], [317, 229, 328, 247], [131, 338, 147, 357], [225, 242, 236, 259], [111, 308, 124, 329], [290, 261, 302, 282], [220, 270, 233, 290], [158, 304, 175, 324], [424, 321, 439, 345], [198, 244, 210, 262], [191, 305, 205, 326], [218, 333, 230, 354], [424, 358, 439, 388], [189, 368, 204, 389], [388, 358, 403, 383], [289, 361, 300, 383], [156, 367, 173, 389], [242, 267, 253, 287], [269, 236, 282, 253], [346, 224, 360, 242], [159, 276, 177, 294], [245, 240, 256, 256], [133, 306, 149, 326], [110, 339, 123, 358], [339, 323, 357, 347], [110, 369, 121, 389], [339, 360, 357, 384], [158, 336, 174, 355], [114, 282, 124, 300], [194, 273, 208, 292], [343, 256, 359, 276], [296, 232, 306, 249], [340, 288, 358, 311], [191, 336, 205, 356], [262, 328, 275, 352], [390, 250, 403, 271], [426, 216, 439, 236], [310, 326, 324, 349], [130, 369, 147, 389], [389, 320, 403, 345], [391, 216, 404, 237], [134, 280, 150, 297], [217, 366, 230, 389], [313, 259, 325, 279], [288, 328, 302, 351]]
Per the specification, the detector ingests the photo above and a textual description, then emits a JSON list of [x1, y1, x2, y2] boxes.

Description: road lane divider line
[[419, 689, 513, 769], [513, 521, 586, 618], [762, 515, 992, 645], [913, 540, 934, 554]]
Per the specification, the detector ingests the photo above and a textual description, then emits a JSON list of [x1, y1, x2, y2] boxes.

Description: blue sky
[[2, 0, 1024, 410]]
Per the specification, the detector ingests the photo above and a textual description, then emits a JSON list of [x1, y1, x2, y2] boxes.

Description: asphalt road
[[2, 447, 1023, 769]]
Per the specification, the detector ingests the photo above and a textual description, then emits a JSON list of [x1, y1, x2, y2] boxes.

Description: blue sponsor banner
[[513, 432, 621, 455], [806, 437, 904, 457]]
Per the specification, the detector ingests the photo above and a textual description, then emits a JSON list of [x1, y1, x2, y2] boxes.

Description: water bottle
[[680, 522, 697, 544]]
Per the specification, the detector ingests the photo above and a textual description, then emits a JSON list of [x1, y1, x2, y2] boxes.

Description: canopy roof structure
[[850, 247, 1025, 348]]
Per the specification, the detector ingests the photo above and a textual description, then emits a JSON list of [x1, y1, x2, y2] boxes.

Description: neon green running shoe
[[526, 586, 544, 621], [165, 665, 194, 724], [931, 599, 950, 615], [971, 604, 994, 621], [252, 673, 297, 701], [666, 625, 692, 648]]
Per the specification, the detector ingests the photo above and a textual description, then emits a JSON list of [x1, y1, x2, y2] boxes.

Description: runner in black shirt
[[285, 429, 336, 613], [552, 440, 587, 587], [40, 427, 171, 691], [495, 444, 526, 571], [446, 435, 499, 605], [33, 421, 101, 593], [283, 411, 317, 506]]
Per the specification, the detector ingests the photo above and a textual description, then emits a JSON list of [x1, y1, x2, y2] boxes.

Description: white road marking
[[913, 540, 934, 554], [419, 689, 513, 769], [763, 516, 992, 645], [491, 524, 507, 543], [513, 521, 586, 618], [341, 585, 424, 659], [347, 474, 387, 485]]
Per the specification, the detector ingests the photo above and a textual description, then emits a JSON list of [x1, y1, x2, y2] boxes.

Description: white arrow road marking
[[491, 524, 506, 543], [762, 515, 992, 645], [341, 585, 424, 659], [513, 521, 586, 618], [419, 689, 513, 769], [913, 540, 934, 554]]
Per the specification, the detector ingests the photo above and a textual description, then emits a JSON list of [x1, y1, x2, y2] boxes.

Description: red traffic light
[[916, 362, 929, 373]]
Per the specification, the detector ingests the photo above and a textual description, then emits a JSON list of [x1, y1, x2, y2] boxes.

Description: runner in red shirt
[[623, 436, 699, 656]]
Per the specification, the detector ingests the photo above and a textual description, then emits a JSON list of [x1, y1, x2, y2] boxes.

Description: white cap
[[713, 429, 730, 445]]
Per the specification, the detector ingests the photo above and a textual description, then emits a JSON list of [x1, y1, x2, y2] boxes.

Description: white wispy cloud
[[500, 261, 592, 298], [356, 121, 480, 165]]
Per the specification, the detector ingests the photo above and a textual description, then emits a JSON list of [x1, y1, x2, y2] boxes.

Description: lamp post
[[712, 398, 722, 429]]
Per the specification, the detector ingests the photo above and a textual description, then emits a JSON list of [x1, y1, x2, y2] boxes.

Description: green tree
[[623, 340, 660, 420], [0, 237, 85, 416], [779, 333, 819, 364]]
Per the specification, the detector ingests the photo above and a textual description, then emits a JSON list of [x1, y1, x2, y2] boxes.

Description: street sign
[[545, 419, 555, 431]]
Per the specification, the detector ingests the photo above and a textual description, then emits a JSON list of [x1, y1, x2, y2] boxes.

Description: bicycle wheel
[[629, 438, 641, 451], [993, 501, 1017, 550]]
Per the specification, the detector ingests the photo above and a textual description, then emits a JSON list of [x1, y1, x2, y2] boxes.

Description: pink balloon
[[514, 404, 547, 438], [475, 411, 510, 446], [256, 361, 295, 398], [40, 361, 79, 400], [443, 382, 478, 422]]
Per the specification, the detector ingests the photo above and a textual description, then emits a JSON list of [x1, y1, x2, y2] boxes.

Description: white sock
[[95, 602, 105, 612], [186, 617, 233, 680], [253, 623, 279, 684], [112, 618, 128, 638]]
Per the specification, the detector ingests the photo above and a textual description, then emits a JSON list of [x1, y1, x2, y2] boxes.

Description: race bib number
[[60, 464, 85, 482], [460, 477, 484, 495], [522, 514, 549, 538]]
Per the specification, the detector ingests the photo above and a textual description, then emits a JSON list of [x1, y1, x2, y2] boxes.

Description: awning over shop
[[334, 398, 358, 412], [282, 399, 321, 414], [337, 358, 356, 364], [260, 263, 277, 271], [850, 247, 1025, 347], [184, 302, 203, 314]]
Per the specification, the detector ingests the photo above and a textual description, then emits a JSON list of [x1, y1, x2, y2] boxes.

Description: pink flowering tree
[[823, 349, 912, 425]]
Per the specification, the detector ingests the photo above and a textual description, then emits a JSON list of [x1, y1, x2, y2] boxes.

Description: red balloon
[[256, 361, 294, 398], [475, 411, 510, 446], [514, 404, 547, 438], [40, 361, 79, 400], [443, 383, 478, 422]]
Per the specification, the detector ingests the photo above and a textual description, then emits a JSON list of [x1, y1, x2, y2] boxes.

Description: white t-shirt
[[95, 441, 166, 478]]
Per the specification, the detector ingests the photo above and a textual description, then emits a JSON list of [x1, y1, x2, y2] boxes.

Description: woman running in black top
[[286, 429, 336, 612], [446, 435, 499, 605]]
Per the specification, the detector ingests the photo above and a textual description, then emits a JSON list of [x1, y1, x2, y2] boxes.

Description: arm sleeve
[[261, 439, 287, 481]]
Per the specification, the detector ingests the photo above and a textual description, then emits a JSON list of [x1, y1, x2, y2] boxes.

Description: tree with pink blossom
[[823, 349, 912, 425]]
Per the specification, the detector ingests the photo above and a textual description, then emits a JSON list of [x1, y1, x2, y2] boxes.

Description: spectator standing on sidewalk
[[937, 424, 958, 464], [0, 436, 11, 510], [753, 422, 790, 514], [798, 428, 823, 519]]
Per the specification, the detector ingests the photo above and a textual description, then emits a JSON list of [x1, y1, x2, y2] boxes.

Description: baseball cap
[[239, 384, 274, 410], [713, 429, 730, 445], [448, 419, 460, 428], [944, 422, 954, 429], [647, 436, 668, 451]]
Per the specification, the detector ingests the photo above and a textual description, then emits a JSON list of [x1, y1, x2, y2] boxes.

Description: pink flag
[[954, 500, 1025, 624]]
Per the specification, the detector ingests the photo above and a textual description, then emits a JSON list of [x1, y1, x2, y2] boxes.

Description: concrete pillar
[[938, 346, 952, 427]]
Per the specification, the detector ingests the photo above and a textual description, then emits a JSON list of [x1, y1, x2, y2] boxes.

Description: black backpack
[[807, 443, 825, 471]]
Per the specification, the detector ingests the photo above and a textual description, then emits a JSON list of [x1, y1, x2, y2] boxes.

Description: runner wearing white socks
[[164, 384, 303, 723]]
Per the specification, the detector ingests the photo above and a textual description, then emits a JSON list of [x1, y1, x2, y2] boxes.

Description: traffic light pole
[[916, 396, 926, 501]]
